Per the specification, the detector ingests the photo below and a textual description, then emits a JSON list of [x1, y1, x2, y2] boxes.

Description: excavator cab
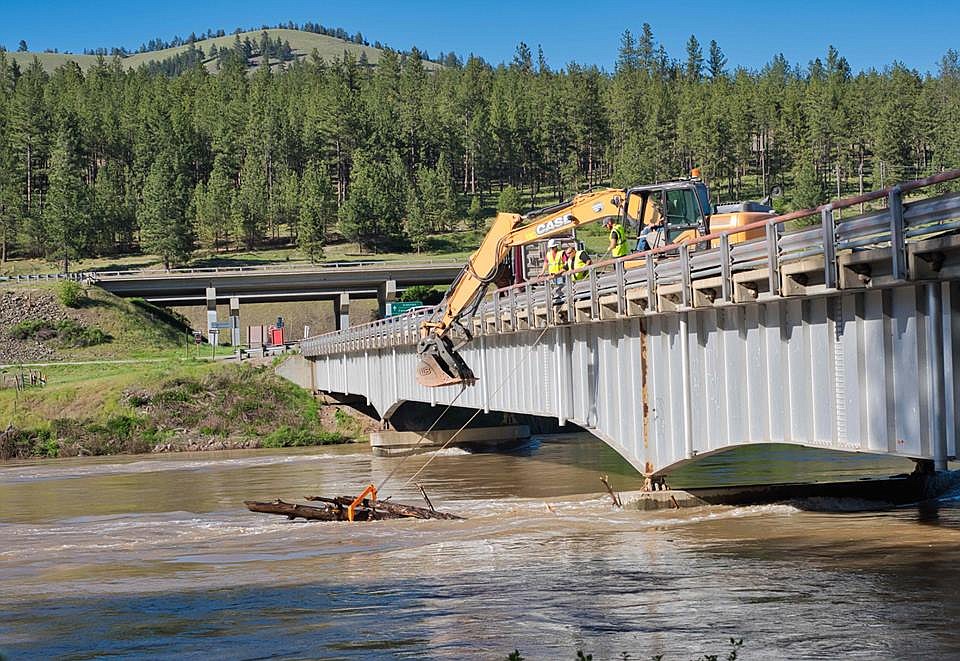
[[621, 181, 711, 249]]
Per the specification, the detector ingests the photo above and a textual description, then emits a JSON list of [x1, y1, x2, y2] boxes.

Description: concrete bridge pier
[[333, 292, 351, 331], [229, 297, 241, 346], [377, 280, 397, 318], [205, 286, 217, 343]]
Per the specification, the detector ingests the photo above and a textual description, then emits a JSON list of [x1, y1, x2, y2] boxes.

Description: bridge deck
[[304, 178, 960, 356]]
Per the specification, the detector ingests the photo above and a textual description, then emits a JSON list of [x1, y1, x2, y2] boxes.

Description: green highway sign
[[386, 301, 423, 316]]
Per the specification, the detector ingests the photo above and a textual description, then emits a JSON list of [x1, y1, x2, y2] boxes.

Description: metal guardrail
[[303, 169, 960, 357], [0, 272, 87, 283], [86, 258, 464, 279]]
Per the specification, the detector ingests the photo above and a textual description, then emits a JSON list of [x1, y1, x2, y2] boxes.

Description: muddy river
[[2, 434, 959, 659]]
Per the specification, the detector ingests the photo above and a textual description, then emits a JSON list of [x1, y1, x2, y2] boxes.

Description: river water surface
[[2, 434, 960, 659]]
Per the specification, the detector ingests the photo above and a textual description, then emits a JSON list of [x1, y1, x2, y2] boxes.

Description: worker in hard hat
[[604, 217, 629, 258], [540, 238, 565, 278]]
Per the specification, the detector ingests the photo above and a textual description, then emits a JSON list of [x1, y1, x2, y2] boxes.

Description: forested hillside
[[0, 23, 958, 270], [5, 28, 443, 76]]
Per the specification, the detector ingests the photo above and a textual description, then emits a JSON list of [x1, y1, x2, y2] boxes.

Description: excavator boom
[[416, 188, 624, 387]]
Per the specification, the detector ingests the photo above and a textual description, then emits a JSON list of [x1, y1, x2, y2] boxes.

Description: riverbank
[[0, 361, 376, 460], [0, 282, 375, 459]]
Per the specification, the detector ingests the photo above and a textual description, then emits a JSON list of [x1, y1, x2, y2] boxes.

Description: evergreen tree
[[405, 186, 430, 253], [273, 168, 301, 239], [92, 163, 131, 254], [237, 152, 267, 248], [299, 162, 335, 262], [685, 35, 703, 81], [44, 114, 91, 272], [467, 195, 483, 229], [338, 149, 408, 252], [497, 186, 522, 213], [0, 161, 17, 263], [9, 59, 51, 248], [198, 159, 234, 251], [790, 155, 825, 211], [707, 40, 727, 79], [138, 150, 192, 269]]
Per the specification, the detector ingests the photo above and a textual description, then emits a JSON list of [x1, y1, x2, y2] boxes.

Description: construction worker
[[637, 219, 665, 252], [638, 194, 666, 251], [540, 239, 565, 278], [564, 244, 591, 281], [604, 217, 629, 258]]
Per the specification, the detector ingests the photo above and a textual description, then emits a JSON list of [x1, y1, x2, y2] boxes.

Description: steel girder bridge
[[302, 172, 960, 477]]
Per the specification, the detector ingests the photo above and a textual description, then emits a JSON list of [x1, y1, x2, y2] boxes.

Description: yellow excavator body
[[415, 176, 774, 388]]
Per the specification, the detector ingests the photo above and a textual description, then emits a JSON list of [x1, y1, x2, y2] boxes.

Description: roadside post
[[193, 331, 203, 359]]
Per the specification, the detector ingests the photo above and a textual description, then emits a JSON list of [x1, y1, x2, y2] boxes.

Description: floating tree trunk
[[245, 496, 463, 522]]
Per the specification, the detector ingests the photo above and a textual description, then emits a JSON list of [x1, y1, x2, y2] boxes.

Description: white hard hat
[[547, 239, 559, 248]]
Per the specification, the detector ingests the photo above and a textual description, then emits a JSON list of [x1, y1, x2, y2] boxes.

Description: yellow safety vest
[[546, 248, 564, 274], [570, 250, 589, 281], [610, 223, 628, 258]]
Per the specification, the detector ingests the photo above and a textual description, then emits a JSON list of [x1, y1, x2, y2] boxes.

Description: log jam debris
[[244, 495, 463, 522]]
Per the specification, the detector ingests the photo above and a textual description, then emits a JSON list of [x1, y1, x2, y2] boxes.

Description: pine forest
[[1, 24, 959, 268]]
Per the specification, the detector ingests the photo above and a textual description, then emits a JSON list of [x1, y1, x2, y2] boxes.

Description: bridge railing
[[303, 169, 960, 356], [0, 272, 88, 284]]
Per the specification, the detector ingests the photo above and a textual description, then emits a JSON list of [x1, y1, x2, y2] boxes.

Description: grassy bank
[[0, 361, 367, 460], [0, 282, 371, 459]]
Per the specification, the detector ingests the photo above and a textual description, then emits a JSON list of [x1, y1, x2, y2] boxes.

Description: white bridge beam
[[311, 284, 959, 476]]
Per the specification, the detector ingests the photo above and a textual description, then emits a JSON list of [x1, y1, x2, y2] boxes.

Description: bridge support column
[[927, 282, 948, 471], [333, 293, 351, 331], [378, 280, 397, 318], [205, 287, 218, 344], [229, 297, 240, 347]]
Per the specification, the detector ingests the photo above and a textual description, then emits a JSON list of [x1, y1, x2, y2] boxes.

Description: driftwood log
[[244, 496, 463, 522]]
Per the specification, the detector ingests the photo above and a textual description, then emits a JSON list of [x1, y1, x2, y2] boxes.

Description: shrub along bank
[[0, 363, 369, 460]]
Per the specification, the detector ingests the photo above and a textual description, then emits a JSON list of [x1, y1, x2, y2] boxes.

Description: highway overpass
[[79, 261, 464, 334]]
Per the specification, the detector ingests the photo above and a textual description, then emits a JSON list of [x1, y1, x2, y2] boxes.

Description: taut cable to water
[[393, 325, 553, 495]]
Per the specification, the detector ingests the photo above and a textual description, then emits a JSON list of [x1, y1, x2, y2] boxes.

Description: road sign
[[193, 331, 203, 345], [386, 301, 422, 316], [210, 321, 233, 329]]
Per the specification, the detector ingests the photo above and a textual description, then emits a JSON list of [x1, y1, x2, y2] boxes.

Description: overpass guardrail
[[303, 169, 960, 357], [0, 258, 464, 284]]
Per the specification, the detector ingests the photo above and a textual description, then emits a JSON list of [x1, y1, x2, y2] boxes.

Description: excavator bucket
[[416, 354, 470, 388], [416, 336, 476, 388]]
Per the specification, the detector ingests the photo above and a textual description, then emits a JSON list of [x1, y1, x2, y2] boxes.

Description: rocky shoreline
[[0, 290, 71, 364]]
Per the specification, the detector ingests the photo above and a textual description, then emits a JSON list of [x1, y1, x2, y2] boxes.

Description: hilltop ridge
[[4, 28, 442, 73]]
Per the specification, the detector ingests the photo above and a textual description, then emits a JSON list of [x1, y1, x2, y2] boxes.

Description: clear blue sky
[[2, 0, 956, 74]]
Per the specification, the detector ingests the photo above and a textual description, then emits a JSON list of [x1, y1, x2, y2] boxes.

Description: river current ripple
[[2, 436, 960, 659]]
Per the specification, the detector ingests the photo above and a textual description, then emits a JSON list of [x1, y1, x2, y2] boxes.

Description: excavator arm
[[416, 188, 625, 387]]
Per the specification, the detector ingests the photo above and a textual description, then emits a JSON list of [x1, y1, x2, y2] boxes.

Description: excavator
[[416, 171, 775, 388]]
